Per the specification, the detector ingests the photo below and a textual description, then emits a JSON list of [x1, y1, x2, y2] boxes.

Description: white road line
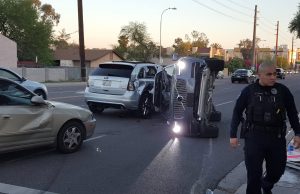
[[84, 134, 107, 142], [215, 100, 234, 106], [0, 182, 58, 194], [49, 95, 83, 100]]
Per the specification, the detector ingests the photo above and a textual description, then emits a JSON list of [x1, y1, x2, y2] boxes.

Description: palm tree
[[289, 4, 300, 38]]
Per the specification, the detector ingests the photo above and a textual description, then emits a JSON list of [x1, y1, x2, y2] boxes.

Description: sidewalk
[[210, 131, 300, 194], [211, 161, 300, 194]]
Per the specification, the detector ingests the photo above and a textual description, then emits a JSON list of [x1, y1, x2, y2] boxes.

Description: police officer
[[229, 63, 300, 194]]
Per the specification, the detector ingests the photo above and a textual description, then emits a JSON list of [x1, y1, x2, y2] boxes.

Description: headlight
[[172, 121, 181, 134]]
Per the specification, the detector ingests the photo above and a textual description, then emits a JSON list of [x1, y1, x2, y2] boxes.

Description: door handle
[[2, 115, 10, 119]]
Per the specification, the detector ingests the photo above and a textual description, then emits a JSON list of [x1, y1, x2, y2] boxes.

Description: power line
[[223, 0, 253, 11], [191, 0, 252, 24], [211, 0, 252, 18]]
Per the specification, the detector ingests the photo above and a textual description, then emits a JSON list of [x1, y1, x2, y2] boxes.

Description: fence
[[10, 67, 96, 82]]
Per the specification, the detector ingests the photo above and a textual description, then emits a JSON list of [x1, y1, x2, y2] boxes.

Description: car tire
[[34, 89, 47, 100], [88, 102, 104, 113], [231, 79, 234, 83], [57, 121, 84, 154], [138, 93, 153, 119]]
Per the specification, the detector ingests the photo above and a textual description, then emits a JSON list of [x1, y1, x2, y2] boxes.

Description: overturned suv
[[84, 61, 162, 118], [154, 57, 224, 137]]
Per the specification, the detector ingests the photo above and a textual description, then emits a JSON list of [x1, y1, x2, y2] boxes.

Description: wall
[[0, 34, 17, 68], [9, 67, 85, 82]]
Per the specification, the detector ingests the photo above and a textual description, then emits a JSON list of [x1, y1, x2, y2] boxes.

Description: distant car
[[0, 67, 48, 99], [276, 68, 285, 79], [231, 69, 255, 83], [84, 61, 162, 118], [0, 77, 96, 154], [216, 71, 224, 79]]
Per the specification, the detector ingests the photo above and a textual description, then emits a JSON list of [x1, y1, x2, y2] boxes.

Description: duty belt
[[250, 124, 282, 134]]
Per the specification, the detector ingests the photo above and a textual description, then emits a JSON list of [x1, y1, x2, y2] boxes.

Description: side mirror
[[21, 77, 27, 82], [31, 95, 46, 105]]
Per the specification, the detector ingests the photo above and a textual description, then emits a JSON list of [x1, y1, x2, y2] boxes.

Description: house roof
[[53, 48, 122, 61]]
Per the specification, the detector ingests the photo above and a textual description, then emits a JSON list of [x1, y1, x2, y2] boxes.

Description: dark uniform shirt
[[230, 80, 300, 138]]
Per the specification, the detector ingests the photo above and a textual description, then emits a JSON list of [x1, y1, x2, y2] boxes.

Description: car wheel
[[88, 102, 104, 113], [57, 121, 84, 154], [34, 89, 47, 100], [231, 79, 234, 83], [138, 93, 153, 119]]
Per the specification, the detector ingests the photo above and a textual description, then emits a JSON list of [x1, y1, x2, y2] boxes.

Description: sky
[[40, 0, 300, 50]]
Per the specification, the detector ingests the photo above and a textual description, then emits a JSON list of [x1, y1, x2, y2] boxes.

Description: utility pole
[[275, 21, 279, 67], [291, 36, 294, 68], [251, 5, 257, 70], [77, 0, 86, 81]]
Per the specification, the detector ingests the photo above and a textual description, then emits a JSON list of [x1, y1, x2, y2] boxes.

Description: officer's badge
[[271, 88, 277, 95]]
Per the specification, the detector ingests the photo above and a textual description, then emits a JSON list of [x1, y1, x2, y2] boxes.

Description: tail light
[[127, 81, 135, 91]]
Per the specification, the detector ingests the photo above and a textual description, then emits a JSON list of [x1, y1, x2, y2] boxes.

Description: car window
[[91, 64, 134, 78], [0, 80, 33, 105], [0, 69, 20, 81], [146, 66, 157, 78]]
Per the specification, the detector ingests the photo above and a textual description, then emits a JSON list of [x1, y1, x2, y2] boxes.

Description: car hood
[[46, 101, 92, 121]]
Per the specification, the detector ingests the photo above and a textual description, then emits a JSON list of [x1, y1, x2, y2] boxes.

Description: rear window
[[91, 64, 134, 78], [276, 69, 282, 72]]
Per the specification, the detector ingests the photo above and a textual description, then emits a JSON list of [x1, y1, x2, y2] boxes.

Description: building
[[0, 34, 17, 68], [53, 48, 123, 68]]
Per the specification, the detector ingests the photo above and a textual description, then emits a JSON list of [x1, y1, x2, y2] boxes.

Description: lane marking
[[215, 100, 234, 106], [0, 182, 58, 194], [84, 134, 107, 142], [48, 95, 83, 100], [49, 91, 80, 94]]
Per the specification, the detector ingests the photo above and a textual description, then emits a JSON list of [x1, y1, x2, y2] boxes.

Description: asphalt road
[[0, 74, 299, 194]]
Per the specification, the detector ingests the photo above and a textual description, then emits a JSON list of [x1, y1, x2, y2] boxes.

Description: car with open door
[[84, 61, 162, 118]]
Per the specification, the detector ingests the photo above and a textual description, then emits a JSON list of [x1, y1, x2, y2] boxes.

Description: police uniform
[[230, 80, 300, 194]]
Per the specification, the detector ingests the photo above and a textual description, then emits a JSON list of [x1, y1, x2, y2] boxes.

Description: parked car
[[0, 67, 48, 99], [276, 68, 285, 79], [0, 77, 96, 154], [84, 61, 162, 118], [231, 69, 255, 83], [216, 71, 224, 79]]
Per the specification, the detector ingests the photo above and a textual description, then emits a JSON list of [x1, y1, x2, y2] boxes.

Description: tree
[[172, 37, 191, 56], [289, 4, 300, 38], [114, 21, 158, 61], [53, 29, 71, 49], [211, 43, 222, 49], [238, 39, 252, 60], [173, 31, 209, 56], [226, 57, 245, 73], [0, 0, 60, 64], [113, 35, 129, 58]]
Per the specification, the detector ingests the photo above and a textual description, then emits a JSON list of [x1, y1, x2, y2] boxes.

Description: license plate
[[103, 80, 111, 86]]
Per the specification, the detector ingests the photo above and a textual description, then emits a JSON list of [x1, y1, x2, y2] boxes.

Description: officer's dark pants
[[244, 130, 286, 194]]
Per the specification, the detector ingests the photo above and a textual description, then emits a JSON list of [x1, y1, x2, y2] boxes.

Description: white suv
[[84, 61, 162, 118]]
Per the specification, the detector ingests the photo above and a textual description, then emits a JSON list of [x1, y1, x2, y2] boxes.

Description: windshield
[[234, 69, 247, 74]]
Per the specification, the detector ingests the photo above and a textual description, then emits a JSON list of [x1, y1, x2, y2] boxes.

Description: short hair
[[258, 63, 276, 73]]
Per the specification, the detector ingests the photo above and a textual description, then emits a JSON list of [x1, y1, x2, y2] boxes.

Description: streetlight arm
[[159, 7, 176, 64]]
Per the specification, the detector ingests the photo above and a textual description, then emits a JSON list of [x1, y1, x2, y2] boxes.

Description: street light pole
[[159, 7, 176, 64]]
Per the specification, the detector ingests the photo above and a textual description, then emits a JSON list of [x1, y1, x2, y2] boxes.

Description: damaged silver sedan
[[0, 77, 96, 154]]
